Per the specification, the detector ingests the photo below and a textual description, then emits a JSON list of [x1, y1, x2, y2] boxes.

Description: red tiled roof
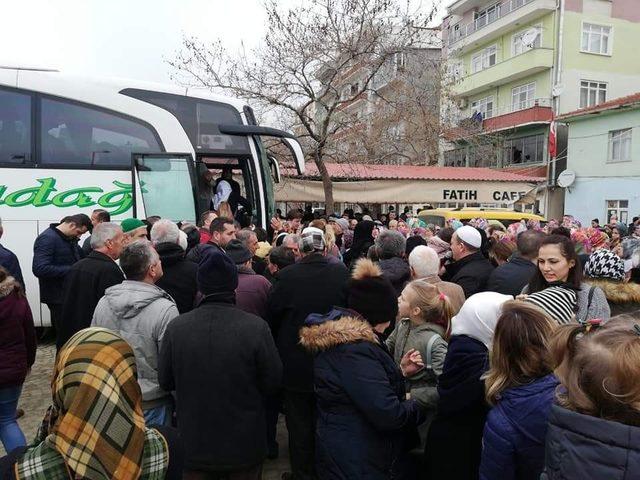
[[285, 162, 545, 183], [557, 92, 640, 120]]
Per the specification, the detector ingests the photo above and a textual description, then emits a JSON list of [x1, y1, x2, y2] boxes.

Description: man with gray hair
[[0, 217, 24, 287], [375, 229, 411, 296], [92, 240, 179, 426], [57, 222, 125, 350], [151, 219, 198, 313], [408, 245, 465, 315]]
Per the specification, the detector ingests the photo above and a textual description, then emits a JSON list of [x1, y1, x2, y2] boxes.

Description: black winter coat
[[58, 251, 125, 349], [442, 251, 494, 298], [185, 241, 223, 264], [486, 254, 536, 297], [0, 244, 24, 288], [0, 281, 36, 388], [300, 312, 422, 480], [423, 335, 490, 480], [267, 253, 349, 392], [158, 297, 282, 472], [541, 405, 640, 480], [378, 257, 411, 297], [155, 242, 198, 314], [32, 225, 84, 304]]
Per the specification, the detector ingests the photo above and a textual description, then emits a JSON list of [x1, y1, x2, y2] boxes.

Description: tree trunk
[[314, 156, 335, 215]]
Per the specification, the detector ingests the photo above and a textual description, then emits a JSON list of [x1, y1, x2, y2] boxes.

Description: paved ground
[[2, 342, 291, 479]]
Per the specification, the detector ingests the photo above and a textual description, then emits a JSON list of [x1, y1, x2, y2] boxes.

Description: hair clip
[[634, 324, 640, 336], [584, 318, 602, 333], [439, 293, 447, 301]]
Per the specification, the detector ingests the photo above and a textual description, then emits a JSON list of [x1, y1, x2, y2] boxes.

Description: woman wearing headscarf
[[423, 292, 512, 480], [0, 328, 183, 480], [343, 220, 375, 268], [584, 249, 640, 316]]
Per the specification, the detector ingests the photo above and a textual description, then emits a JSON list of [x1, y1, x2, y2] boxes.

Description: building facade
[[559, 92, 640, 226], [440, 0, 640, 218]]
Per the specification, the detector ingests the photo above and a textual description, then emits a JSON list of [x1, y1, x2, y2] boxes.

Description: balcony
[[448, 0, 556, 54], [452, 48, 554, 97], [483, 98, 553, 131]]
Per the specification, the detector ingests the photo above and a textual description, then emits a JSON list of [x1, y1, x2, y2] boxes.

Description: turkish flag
[[548, 120, 557, 159]]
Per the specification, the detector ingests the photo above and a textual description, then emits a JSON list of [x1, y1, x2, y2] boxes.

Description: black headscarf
[[343, 220, 375, 267]]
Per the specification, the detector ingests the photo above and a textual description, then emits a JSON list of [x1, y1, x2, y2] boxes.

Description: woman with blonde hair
[[480, 302, 558, 480], [387, 280, 453, 444], [541, 314, 640, 479], [216, 201, 234, 222]]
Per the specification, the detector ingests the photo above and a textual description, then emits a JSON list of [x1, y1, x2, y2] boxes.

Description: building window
[[609, 128, 632, 163], [471, 45, 497, 73], [0, 88, 31, 165], [581, 23, 612, 55], [580, 80, 607, 108], [512, 26, 541, 56], [606, 200, 629, 224], [503, 134, 545, 165], [444, 147, 467, 167], [512, 82, 536, 111], [471, 96, 494, 119], [474, 4, 499, 29], [447, 61, 464, 81]]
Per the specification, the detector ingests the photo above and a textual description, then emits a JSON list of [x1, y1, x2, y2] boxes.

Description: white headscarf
[[213, 180, 232, 210], [450, 292, 512, 349]]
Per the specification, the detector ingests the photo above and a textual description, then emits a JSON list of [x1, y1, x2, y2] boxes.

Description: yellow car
[[417, 208, 545, 228]]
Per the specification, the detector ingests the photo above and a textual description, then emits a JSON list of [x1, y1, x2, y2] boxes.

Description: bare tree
[[169, 0, 437, 213]]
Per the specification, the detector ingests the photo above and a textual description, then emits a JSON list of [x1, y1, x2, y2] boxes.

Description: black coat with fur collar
[[300, 313, 421, 480], [586, 279, 640, 317]]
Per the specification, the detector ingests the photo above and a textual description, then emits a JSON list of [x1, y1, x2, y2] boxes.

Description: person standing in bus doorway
[[32, 214, 91, 336], [0, 218, 25, 288], [81, 208, 110, 255], [215, 166, 251, 215], [57, 223, 125, 350]]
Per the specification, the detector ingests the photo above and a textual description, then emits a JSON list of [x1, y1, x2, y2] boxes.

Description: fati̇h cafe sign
[[0, 177, 133, 215]]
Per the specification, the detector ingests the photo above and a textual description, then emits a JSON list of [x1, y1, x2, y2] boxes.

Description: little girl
[[386, 280, 453, 442]]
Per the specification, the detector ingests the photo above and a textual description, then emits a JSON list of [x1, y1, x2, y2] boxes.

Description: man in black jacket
[[185, 216, 236, 264], [32, 213, 91, 335], [57, 222, 125, 349], [486, 230, 544, 296], [442, 225, 494, 298], [159, 248, 281, 479], [151, 219, 198, 314], [267, 228, 349, 480]]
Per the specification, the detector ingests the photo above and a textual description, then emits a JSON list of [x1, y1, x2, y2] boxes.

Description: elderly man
[[441, 225, 494, 298], [268, 228, 348, 480], [151, 219, 198, 314], [92, 240, 179, 426], [375, 229, 411, 296], [82, 208, 111, 255], [226, 239, 272, 319], [282, 234, 301, 260], [33, 213, 92, 335], [120, 218, 149, 244], [237, 228, 267, 275], [408, 245, 465, 314], [58, 222, 125, 350]]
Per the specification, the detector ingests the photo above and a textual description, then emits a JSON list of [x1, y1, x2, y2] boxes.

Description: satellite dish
[[557, 170, 576, 188], [552, 84, 564, 97], [521, 28, 540, 48]]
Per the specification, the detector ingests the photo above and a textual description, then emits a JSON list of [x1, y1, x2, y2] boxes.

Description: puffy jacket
[[0, 279, 36, 388], [155, 242, 198, 314], [480, 374, 559, 480], [32, 224, 84, 304], [300, 311, 422, 480], [91, 280, 179, 407], [541, 404, 640, 480], [442, 251, 494, 298]]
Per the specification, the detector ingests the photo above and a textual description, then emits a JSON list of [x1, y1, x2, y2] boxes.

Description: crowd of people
[[0, 204, 639, 479]]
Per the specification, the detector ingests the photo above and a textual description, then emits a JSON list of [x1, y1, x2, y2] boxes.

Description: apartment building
[[440, 0, 640, 217]]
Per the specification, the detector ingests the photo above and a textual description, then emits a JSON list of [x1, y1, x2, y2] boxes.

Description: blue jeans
[[0, 385, 26, 453], [144, 403, 172, 427]]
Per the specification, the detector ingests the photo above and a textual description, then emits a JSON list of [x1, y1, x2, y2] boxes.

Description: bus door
[[131, 153, 199, 223]]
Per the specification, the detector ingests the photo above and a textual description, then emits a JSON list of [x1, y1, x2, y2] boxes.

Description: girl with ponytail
[[387, 280, 453, 444]]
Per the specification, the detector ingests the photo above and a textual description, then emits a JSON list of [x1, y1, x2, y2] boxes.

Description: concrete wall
[[564, 177, 640, 225]]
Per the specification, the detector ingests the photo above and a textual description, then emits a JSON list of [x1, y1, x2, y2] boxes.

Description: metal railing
[[448, 0, 534, 46], [480, 97, 552, 119]]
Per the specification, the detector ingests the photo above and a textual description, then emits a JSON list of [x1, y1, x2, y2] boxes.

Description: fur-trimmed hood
[[588, 279, 640, 304], [0, 275, 17, 299], [300, 315, 379, 353]]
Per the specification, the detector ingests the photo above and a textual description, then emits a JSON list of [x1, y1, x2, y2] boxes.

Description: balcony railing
[[448, 0, 535, 46], [481, 97, 552, 119]]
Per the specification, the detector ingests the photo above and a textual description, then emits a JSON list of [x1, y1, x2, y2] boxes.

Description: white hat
[[455, 225, 482, 249]]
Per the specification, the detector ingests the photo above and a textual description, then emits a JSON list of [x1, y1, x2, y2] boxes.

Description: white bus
[[0, 66, 305, 326]]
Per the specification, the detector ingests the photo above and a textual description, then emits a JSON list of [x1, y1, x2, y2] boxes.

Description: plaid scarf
[[14, 328, 168, 480]]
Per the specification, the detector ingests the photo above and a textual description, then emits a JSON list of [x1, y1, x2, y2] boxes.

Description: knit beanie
[[120, 218, 146, 233], [225, 239, 253, 265], [197, 247, 238, 295], [347, 258, 398, 326]]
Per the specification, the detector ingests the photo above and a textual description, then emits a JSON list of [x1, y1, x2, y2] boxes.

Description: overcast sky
[[3, 0, 445, 85]]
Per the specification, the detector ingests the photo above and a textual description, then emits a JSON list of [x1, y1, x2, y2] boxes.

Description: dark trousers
[[265, 392, 282, 455], [48, 303, 62, 348], [183, 464, 262, 480], [283, 390, 317, 480]]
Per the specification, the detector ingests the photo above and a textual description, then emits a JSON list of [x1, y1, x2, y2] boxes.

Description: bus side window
[[0, 89, 31, 165], [39, 97, 162, 168]]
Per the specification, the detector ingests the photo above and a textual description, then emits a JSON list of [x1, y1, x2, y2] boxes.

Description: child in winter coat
[[480, 301, 559, 480]]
